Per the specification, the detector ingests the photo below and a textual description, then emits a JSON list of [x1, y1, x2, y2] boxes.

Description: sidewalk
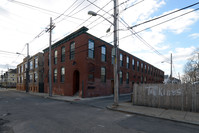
[[107, 102, 199, 126], [9, 89, 129, 102]]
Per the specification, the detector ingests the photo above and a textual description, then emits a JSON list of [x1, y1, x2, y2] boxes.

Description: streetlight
[[162, 53, 172, 83], [88, 0, 119, 106]]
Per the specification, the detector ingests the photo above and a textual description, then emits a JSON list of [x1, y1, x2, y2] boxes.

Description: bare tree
[[183, 49, 199, 84]]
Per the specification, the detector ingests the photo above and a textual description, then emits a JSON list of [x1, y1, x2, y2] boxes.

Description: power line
[[77, 0, 113, 28], [130, 1, 199, 29], [8, 0, 87, 21], [53, 0, 79, 21], [116, 7, 199, 42], [55, 0, 86, 24], [119, 17, 170, 61], [119, 0, 144, 14], [136, 7, 199, 33]]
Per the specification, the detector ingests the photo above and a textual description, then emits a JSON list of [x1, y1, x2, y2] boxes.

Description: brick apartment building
[[43, 27, 164, 97], [16, 52, 44, 92]]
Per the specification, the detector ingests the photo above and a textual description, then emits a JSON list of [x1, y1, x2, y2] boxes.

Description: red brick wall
[[44, 32, 164, 98]]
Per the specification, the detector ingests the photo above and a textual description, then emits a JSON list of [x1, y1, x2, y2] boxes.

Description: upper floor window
[[101, 67, 106, 82], [120, 53, 123, 67], [54, 69, 57, 83], [145, 64, 147, 73], [126, 56, 129, 69], [54, 50, 58, 64], [137, 61, 139, 71], [70, 42, 75, 60], [30, 60, 33, 70], [21, 65, 23, 72], [132, 59, 135, 70], [111, 48, 114, 64], [60, 67, 65, 82], [88, 40, 94, 59], [25, 62, 27, 69], [18, 67, 20, 74], [101, 46, 106, 62], [61, 46, 65, 62], [148, 66, 150, 74], [141, 63, 143, 72], [35, 57, 38, 68]]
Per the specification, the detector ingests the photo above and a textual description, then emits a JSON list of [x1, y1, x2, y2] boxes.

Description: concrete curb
[[106, 105, 199, 126]]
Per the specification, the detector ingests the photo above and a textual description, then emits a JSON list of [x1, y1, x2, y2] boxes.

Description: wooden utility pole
[[26, 43, 29, 93], [49, 17, 52, 97], [113, 0, 119, 106]]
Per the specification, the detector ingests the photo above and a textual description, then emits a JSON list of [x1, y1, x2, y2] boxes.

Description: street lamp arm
[[88, 11, 114, 25]]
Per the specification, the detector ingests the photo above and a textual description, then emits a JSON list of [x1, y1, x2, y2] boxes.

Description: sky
[[0, 0, 199, 79]]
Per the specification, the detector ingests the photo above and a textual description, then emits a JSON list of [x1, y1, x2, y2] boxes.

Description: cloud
[[189, 33, 199, 39]]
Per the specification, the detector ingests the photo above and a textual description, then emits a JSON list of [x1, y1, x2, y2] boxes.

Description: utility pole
[[113, 0, 119, 106], [49, 17, 52, 97], [170, 53, 172, 83], [26, 43, 29, 93]]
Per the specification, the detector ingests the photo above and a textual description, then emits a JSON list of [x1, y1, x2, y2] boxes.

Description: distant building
[[1, 69, 17, 88], [16, 52, 44, 92], [164, 75, 181, 84], [43, 27, 164, 97]]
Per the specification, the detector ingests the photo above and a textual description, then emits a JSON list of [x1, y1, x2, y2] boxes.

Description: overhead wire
[[8, 0, 86, 21], [55, 0, 86, 24], [130, 1, 199, 29]]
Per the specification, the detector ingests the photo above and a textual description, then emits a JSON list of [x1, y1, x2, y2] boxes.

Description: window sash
[[70, 42, 75, 60], [101, 67, 106, 82], [88, 40, 94, 58]]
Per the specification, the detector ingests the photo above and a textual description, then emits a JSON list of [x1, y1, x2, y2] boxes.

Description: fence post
[[133, 84, 137, 105], [181, 85, 184, 111]]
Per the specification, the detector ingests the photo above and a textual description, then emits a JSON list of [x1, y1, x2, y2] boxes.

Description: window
[[18, 67, 20, 74], [126, 56, 129, 69], [141, 63, 143, 72], [54, 69, 57, 82], [101, 67, 106, 82], [29, 74, 33, 82], [61, 46, 65, 62], [101, 46, 106, 62], [60, 67, 65, 82], [119, 71, 123, 84], [137, 61, 139, 71], [145, 64, 147, 73], [120, 54, 123, 67], [88, 40, 94, 58], [35, 57, 38, 68], [148, 66, 150, 74], [30, 60, 33, 70], [126, 72, 129, 84], [111, 48, 114, 64], [70, 42, 75, 60], [21, 65, 23, 72], [54, 50, 58, 64], [132, 59, 135, 70], [34, 72, 38, 82]]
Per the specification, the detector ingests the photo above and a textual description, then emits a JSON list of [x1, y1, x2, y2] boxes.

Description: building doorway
[[73, 70, 80, 96]]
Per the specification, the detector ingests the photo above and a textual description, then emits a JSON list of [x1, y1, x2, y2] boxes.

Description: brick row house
[[16, 52, 44, 92], [43, 27, 164, 97]]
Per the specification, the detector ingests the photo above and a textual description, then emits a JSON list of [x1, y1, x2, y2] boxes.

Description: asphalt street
[[0, 90, 199, 133]]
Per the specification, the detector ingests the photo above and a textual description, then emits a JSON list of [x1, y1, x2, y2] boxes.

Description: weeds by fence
[[133, 84, 199, 112]]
